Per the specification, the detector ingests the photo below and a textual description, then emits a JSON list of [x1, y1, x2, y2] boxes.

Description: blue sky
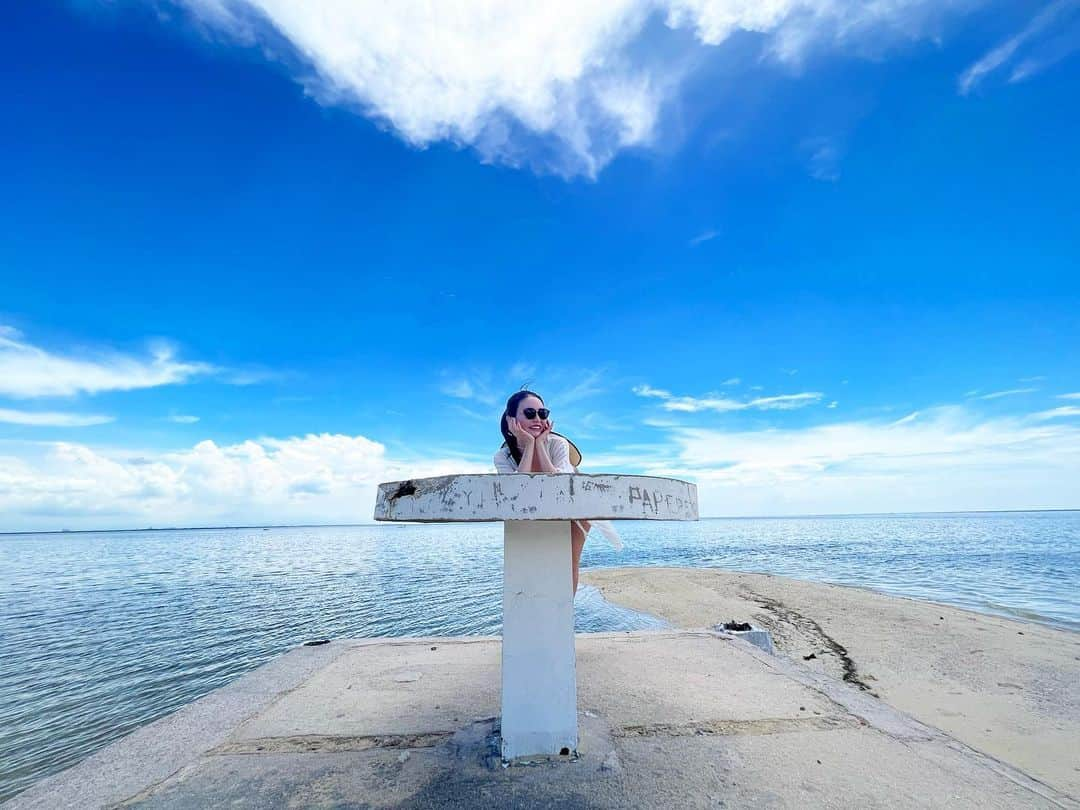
[[1, 0, 1078, 530]]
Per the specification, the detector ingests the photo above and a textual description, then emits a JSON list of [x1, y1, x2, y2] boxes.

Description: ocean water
[[1, 511, 1078, 802]]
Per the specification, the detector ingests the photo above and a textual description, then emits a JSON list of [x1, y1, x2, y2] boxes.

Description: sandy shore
[[582, 566, 1080, 798]]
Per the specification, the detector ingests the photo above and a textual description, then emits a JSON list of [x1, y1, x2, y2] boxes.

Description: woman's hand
[[506, 415, 535, 446], [535, 419, 554, 443]]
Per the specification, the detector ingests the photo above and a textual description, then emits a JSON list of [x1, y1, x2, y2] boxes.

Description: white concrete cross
[[374, 473, 698, 760]]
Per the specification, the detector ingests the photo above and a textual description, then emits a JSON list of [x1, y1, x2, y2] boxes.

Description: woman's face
[[514, 395, 547, 439]]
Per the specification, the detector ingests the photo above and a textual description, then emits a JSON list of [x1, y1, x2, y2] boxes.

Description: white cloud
[[633, 384, 673, 399], [749, 393, 822, 410], [631, 406, 1080, 514], [689, 228, 718, 246], [168, 414, 201, 424], [1033, 406, 1080, 421], [5, 405, 1078, 529], [958, 0, 1080, 95], [0, 409, 114, 427], [974, 387, 1038, 400], [0, 433, 490, 532], [1059, 393, 1080, 400], [440, 379, 476, 400], [439, 372, 498, 405], [721, 377, 741, 386], [173, 0, 978, 176], [0, 326, 214, 399], [634, 384, 823, 412]]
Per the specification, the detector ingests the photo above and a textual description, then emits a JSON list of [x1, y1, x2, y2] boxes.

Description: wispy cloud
[[168, 414, 201, 424], [633, 384, 823, 412], [168, 0, 981, 177], [439, 372, 498, 405], [441, 365, 606, 410], [451, 404, 490, 422], [689, 228, 718, 247], [440, 379, 478, 400], [801, 135, 842, 181], [721, 377, 741, 386], [973, 387, 1038, 400], [634, 384, 672, 399], [580, 411, 634, 433], [0, 408, 114, 427], [554, 369, 608, 405], [508, 362, 537, 385], [631, 405, 1080, 514], [1034, 406, 1080, 420], [1059, 393, 1080, 400], [219, 367, 282, 386], [959, 0, 1080, 95], [0, 326, 215, 399]]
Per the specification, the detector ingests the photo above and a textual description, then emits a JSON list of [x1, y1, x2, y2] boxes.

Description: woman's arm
[[517, 440, 536, 471], [531, 437, 560, 473]]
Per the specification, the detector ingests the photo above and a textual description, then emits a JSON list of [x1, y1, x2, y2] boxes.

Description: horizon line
[[2, 507, 1078, 536]]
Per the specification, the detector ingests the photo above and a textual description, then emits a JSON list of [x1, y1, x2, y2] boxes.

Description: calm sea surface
[[1, 511, 1078, 801]]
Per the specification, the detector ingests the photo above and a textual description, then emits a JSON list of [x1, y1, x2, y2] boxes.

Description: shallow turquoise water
[[1, 511, 1077, 801]]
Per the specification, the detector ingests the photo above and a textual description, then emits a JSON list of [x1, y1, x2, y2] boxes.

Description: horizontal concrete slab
[[374, 474, 699, 522]]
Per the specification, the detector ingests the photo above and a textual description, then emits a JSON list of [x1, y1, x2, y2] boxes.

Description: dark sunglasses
[[519, 408, 550, 420]]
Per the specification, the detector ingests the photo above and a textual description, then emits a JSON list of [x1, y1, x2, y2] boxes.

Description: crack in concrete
[[210, 732, 454, 755], [615, 715, 856, 738]]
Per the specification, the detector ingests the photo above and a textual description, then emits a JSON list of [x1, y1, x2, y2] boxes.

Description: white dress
[[493, 435, 624, 551]]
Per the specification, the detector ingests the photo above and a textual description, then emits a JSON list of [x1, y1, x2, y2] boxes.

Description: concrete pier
[[7, 628, 1074, 809], [374, 472, 699, 761]]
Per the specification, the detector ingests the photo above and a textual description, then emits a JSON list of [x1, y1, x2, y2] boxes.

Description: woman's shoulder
[[493, 444, 515, 470]]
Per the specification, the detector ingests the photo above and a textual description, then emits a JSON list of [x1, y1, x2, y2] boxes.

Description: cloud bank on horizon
[[174, 0, 980, 176], [0, 433, 490, 531], [4, 402, 1079, 532]]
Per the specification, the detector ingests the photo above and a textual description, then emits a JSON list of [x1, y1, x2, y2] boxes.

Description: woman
[[494, 390, 622, 595]]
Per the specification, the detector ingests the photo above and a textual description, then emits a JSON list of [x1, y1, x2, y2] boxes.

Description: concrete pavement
[[6, 630, 1075, 809]]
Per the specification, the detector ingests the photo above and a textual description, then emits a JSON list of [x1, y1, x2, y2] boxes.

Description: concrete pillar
[[500, 520, 577, 759]]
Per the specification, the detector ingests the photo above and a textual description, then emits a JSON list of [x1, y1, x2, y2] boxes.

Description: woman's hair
[[500, 389, 544, 466]]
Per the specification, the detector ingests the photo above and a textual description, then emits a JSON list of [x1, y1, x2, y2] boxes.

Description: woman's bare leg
[[571, 521, 588, 595]]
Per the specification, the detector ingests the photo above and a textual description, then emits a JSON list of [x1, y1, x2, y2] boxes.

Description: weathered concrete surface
[[7, 631, 1076, 809], [501, 520, 577, 759], [374, 473, 698, 522], [584, 566, 1080, 799]]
